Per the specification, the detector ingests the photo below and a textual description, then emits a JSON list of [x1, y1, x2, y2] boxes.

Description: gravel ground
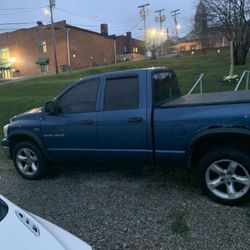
[[1, 159, 250, 250]]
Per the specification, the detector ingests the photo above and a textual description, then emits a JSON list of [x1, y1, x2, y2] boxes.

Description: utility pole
[[49, 0, 59, 74], [138, 3, 150, 55], [171, 9, 181, 54], [155, 8, 165, 57], [228, 0, 234, 77], [155, 9, 165, 32], [66, 28, 71, 67]]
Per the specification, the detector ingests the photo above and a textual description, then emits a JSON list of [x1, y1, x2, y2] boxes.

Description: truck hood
[[11, 107, 43, 121], [0, 195, 92, 250]]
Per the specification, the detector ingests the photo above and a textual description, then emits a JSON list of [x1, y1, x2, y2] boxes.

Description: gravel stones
[[1, 160, 250, 249]]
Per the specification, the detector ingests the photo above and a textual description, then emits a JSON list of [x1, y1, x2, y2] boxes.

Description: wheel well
[[190, 133, 250, 167], [9, 135, 41, 158]]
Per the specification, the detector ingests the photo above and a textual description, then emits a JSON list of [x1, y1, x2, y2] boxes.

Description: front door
[[41, 78, 100, 161]]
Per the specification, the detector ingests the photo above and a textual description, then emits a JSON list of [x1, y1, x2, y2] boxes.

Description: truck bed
[[160, 90, 250, 108]]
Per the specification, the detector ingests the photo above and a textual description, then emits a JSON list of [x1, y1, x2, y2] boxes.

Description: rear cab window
[[153, 70, 181, 106]]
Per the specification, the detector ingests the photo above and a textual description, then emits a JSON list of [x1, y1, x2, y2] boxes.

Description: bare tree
[[204, 0, 250, 65]]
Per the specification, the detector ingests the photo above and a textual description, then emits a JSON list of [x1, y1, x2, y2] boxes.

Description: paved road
[[0, 160, 250, 250], [0, 77, 36, 86]]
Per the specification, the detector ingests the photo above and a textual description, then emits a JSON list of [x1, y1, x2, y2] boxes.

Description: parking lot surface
[[1, 159, 250, 250]]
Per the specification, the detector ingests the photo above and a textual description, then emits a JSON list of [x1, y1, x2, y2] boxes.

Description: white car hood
[[0, 195, 91, 250]]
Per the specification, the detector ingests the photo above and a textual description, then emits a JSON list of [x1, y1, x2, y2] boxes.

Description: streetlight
[[151, 29, 156, 46], [65, 28, 71, 67], [9, 57, 16, 63], [9, 57, 17, 77], [176, 24, 181, 30], [175, 23, 181, 54], [160, 31, 165, 56], [150, 29, 157, 58], [42, 7, 50, 16]]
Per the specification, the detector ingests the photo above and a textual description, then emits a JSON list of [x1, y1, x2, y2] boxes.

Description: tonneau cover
[[160, 90, 250, 108]]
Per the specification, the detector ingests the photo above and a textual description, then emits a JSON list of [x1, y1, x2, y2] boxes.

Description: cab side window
[[104, 77, 139, 111], [58, 79, 100, 113]]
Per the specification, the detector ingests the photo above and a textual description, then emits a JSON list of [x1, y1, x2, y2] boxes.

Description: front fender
[[8, 130, 50, 160]]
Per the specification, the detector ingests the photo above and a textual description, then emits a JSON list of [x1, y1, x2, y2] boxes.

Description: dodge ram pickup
[[2, 67, 250, 204]]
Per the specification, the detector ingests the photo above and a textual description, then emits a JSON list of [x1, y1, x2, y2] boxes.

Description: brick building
[[161, 1, 230, 55], [0, 20, 116, 78], [115, 32, 145, 62], [178, 0, 229, 53]]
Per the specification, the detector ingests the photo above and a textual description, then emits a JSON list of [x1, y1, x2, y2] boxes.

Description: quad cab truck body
[[2, 67, 250, 204]]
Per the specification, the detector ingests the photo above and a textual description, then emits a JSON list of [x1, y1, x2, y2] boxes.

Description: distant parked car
[[0, 195, 92, 250]]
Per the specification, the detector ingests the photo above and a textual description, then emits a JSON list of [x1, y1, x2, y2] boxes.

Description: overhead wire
[[56, 8, 142, 34], [0, 5, 143, 37], [0, 7, 46, 11], [0, 9, 44, 16], [56, 7, 138, 22], [0, 22, 36, 25]]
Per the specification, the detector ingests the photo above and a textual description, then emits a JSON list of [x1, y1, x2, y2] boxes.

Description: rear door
[[96, 72, 152, 163]]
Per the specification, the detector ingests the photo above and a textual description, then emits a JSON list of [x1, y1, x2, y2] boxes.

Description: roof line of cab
[[79, 67, 169, 81]]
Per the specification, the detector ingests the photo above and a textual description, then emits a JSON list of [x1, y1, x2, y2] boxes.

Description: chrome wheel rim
[[205, 159, 250, 200], [16, 148, 38, 176]]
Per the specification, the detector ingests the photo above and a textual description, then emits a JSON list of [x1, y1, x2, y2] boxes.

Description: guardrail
[[234, 70, 250, 91], [187, 73, 205, 95]]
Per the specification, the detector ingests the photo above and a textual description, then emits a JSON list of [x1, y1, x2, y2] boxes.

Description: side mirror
[[45, 101, 57, 115]]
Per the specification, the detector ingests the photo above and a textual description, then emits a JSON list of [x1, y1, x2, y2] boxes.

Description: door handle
[[80, 120, 94, 125], [128, 117, 143, 123]]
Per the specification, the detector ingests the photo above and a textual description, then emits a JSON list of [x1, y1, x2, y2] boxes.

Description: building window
[[180, 46, 186, 51], [133, 47, 138, 53], [38, 41, 47, 53], [0, 48, 10, 64], [123, 46, 127, 53], [40, 64, 48, 73], [190, 45, 196, 51]]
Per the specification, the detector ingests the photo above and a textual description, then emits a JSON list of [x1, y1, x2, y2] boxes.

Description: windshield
[[0, 199, 8, 222], [153, 70, 181, 105]]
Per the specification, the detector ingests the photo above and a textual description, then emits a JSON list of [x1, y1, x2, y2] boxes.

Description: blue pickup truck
[[2, 67, 250, 204]]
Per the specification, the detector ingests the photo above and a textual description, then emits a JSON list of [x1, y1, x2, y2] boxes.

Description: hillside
[[0, 50, 249, 158]]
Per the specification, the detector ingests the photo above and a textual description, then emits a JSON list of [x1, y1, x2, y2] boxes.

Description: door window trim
[[55, 77, 101, 114]]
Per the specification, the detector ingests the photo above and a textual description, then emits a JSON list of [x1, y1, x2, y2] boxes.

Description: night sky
[[1, 0, 198, 38]]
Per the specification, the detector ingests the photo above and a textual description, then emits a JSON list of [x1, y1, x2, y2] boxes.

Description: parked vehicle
[[2, 67, 250, 205], [0, 195, 92, 250]]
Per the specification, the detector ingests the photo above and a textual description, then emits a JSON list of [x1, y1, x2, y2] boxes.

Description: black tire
[[198, 147, 250, 205], [13, 141, 48, 180]]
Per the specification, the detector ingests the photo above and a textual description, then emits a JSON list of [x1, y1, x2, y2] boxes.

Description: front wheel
[[198, 148, 250, 205], [13, 141, 48, 180]]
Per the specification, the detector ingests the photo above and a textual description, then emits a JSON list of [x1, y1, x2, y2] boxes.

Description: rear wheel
[[13, 141, 48, 180], [198, 148, 250, 205]]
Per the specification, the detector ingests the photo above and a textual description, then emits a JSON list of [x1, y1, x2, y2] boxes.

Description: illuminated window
[[133, 47, 138, 53], [190, 45, 196, 51], [38, 41, 47, 53], [0, 48, 10, 64]]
